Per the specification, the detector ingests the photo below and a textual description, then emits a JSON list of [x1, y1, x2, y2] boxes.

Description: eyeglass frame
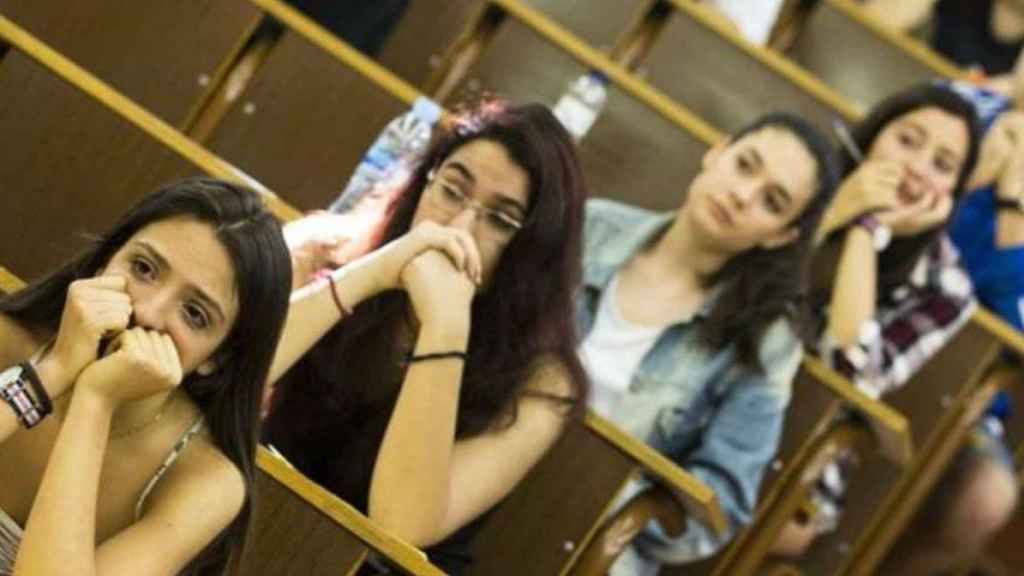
[[424, 169, 526, 237]]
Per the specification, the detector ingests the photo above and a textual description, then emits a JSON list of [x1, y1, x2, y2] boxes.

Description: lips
[[708, 198, 734, 227]]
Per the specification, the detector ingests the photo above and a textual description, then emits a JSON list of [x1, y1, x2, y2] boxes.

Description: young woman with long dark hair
[[263, 100, 589, 573], [776, 84, 1017, 575], [577, 113, 839, 575], [0, 178, 292, 575]]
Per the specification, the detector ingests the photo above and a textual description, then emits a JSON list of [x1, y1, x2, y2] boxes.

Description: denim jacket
[[578, 199, 802, 572]]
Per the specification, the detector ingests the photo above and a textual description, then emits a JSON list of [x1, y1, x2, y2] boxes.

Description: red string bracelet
[[325, 272, 353, 318]]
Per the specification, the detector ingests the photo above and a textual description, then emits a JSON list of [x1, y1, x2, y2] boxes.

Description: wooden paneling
[[447, 19, 706, 211], [0, 51, 202, 281], [205, 31, 410, 211], [0, 0, 260, 125], [643, 6, 851, 135], [785, 0, 958, 112]]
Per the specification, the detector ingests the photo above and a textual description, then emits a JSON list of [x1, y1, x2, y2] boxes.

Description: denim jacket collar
[[581, 211, 719, 329]]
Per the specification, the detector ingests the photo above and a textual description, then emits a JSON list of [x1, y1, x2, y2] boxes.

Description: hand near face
[[971, 111, 1024, 189], [75, 327, 183, 407], [996, 135, 1024, 201], [821, 161, 903, 237], [48, 276, 133, 393], [878, 190, 953, 237], [400, 248, 477, 337], [357, 221, 482, 294]]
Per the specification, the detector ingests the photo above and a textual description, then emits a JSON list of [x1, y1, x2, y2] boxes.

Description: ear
[[196, 359, 219, 377], [701, 141, 727, 169], [760, 226, 800, 250]]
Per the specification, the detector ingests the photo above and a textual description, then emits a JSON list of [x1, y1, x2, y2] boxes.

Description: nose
[[448, 205, 479, 231], [131, 287, 172, 332], [902, 155, 932, 197], [728, 183, 756, 209]]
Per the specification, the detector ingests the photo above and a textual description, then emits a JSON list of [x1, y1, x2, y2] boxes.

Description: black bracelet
[[404, 350, 467, 365], [995, 197, 1024, 213], [21, 362, 52, 419]]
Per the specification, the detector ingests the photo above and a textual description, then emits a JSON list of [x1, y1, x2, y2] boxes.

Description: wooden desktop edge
[[666, 0, 863, 121], [801, 355, 913, 466], [826, 0, 966, 80], [246, 0, 422, 109], [583, 410, 730, 536], [0, 14, 301, 223], [489, 0, 725, 147], [256, 447, 446, 576]]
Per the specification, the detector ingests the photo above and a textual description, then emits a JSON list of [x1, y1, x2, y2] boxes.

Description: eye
[[737, 154, 753, 174], [131, 257, 157, 281], [934, 156, 957, 175], [441, 183, 465, 202], [182, 301, 210, 330], [485, 211, 522, 235], [897, 131, 920, 148]]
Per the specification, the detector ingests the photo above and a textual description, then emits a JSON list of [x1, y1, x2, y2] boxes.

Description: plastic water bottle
[[552, 70, 609, 142], [331, 96, 443, 213]]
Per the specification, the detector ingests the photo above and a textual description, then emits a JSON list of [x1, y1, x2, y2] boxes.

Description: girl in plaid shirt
[[774, 84, 1018, 574]]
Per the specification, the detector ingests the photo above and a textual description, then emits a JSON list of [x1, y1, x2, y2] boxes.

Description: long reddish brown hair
[[264, 100, 589, 508]]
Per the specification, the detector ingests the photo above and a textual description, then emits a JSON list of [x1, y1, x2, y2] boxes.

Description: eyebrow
[[902, 121, 963, 164], [441, 160, 530, 217], [748, 147, 794, 207], [900, 120, 927, 137], [134, 241, 227, 325]]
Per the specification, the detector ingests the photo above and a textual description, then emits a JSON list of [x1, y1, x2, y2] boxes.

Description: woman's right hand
[[45, 276, 133, 393], [818, 160, 902, 240]]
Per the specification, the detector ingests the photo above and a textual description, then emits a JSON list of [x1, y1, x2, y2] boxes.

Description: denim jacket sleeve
[[633, 319, 802, 563]]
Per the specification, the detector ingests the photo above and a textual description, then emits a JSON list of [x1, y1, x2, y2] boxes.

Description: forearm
[[997, 209, 1024, 247], [368, 324, 468, 546], [15, 387, 114, 576], [827, 229, 879, 347], [267, 262, 380, 385]]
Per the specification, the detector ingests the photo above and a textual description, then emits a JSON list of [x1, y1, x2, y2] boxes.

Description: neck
[[109, 388, 181, 438], [646, 214, 730, 284]]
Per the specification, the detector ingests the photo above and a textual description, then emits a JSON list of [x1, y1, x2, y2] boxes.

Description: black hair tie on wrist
[[404, 351, 467, 365]]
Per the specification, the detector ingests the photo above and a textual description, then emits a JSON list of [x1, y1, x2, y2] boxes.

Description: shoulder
[[585, 198, 659, 234], [523, 355, 577, 401], [583, 199, 663, 262], [946, 80, 1012, 127], [144, 434, 246, 526]]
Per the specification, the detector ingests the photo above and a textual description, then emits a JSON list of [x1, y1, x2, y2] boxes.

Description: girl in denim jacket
[[577, 113, 839, 575]]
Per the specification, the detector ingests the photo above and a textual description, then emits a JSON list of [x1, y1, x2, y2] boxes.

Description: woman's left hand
[[878, 192, 953, 237], [75, 328, 183, 408]]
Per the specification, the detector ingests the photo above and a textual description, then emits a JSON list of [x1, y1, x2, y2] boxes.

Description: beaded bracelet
[[0, 362, 50, 428]]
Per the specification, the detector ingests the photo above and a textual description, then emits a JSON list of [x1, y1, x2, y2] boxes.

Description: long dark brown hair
[[814, 84, 982, 302], [699, 113, 841, 371], [0, 178, 292, 575], [264, 100, 589, 509]]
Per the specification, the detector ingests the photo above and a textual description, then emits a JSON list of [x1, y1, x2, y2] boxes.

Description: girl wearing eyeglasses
[[263, 100, 589, 574]]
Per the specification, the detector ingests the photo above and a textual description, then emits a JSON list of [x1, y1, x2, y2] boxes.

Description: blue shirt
[[948, 82, 1024, 331], [578, 199, 802, 571]]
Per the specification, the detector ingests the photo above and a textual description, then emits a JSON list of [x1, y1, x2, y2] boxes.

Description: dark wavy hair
[[830, 83, 982, 294], [264, 100, 589, 510], [699, 113, 841, 371], [0, 178, 292, 575]]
